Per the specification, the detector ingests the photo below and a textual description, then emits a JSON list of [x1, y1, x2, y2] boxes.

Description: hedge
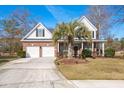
[[105, 48, 115, 57], [81, 49, 92, 58], [17, 50, 26, 58]]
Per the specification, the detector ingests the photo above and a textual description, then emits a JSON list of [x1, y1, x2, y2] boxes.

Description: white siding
[[80, 17, 97, 39], [29, 30, 36, 38]]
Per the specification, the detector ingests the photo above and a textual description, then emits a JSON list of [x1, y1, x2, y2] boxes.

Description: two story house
[[21, 16, 105, 58]]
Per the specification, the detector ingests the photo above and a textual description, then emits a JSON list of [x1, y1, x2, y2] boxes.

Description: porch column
[[92, 42, 94, 52], [98, 43, 101, 56], [82, 42, 83, 50], [57, 42, 59, 53], [102, 42, 105, 56]]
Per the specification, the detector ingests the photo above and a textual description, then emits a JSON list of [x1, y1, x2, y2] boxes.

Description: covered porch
[[57, 40, 105, 57]]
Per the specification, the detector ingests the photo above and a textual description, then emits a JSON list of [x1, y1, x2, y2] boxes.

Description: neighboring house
[[21, 16, 105, 58]]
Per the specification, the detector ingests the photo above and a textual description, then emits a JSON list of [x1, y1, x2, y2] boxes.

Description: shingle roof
[[48, 28, 54, 33]]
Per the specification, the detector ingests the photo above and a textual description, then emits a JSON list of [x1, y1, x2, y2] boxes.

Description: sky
[[0, 5, 124, 39]]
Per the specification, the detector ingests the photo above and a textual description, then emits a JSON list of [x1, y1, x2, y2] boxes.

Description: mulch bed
[[95, 56, 124, 59], [58, 58, 88, 65]]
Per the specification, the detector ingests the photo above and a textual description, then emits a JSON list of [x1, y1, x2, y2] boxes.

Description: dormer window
[[36, 28, 45, 37]]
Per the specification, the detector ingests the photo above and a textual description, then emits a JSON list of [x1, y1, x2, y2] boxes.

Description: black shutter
[[92, 31, 94, 38], [43, 29, 45, 37], [36, 28, 38, 37]]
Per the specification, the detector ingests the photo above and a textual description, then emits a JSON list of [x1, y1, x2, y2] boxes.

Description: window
[[36, 28, 45, 37], [92, 31, 94, 38]]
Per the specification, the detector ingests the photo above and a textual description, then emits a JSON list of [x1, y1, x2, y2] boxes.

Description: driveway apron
[[0, 57, 75, 88]]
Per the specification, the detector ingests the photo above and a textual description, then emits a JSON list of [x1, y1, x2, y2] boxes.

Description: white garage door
[[42, 47, 54, 57], [26, 46, 40, 58]]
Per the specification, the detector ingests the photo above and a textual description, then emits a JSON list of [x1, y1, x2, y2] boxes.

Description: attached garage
[[21, 22, 56, 58], [42, 47, 54, 57], [26, 46, 40, 58], [26, 46, 55, 58]]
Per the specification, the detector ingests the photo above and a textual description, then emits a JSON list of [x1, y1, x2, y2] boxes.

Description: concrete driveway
[[1, 58, 124, 88], [0, 57, 75, 88]]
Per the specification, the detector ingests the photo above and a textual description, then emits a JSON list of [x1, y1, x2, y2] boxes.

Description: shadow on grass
[[0, 60, 10, 66], [0, 56, 18, 66], [0, 60, 9, 63], [0, 56, 17, 59]]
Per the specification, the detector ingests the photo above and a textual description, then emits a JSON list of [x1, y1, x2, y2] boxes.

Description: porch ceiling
[[58, 39, 106, 42]]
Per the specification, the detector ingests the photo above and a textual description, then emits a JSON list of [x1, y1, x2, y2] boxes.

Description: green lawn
[[0, 56, 17, 66], [57, 58, 124, 80]]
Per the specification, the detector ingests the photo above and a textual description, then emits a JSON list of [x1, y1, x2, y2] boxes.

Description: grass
[[115, 51, 124, 58], [57, 58, 124, 80], [0, 56, 18, 66]]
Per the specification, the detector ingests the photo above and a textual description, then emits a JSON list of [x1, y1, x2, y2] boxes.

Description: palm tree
[[52, 20, 91, 58]]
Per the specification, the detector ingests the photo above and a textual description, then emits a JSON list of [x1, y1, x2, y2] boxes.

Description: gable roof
[[21, 22, 52, 41], [78, 16, 97, 31], [48, 28, 54, 33], [21, 16, 97, 42]]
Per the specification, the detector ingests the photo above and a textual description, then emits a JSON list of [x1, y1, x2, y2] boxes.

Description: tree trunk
[[68, 43, 72, 58]]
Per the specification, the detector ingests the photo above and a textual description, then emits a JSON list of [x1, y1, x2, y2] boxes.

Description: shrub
[[81, 49, 92, 58], [17, 50, 26, 58], [63, 50, 68, 58], [81, 53, 86, 59], [105, 48, 115, 57]]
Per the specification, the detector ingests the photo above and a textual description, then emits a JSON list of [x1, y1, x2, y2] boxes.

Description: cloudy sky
[[0, 5, 123, 38]]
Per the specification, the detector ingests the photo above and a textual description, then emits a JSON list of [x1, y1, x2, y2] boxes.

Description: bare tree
[[112, 6, 124, 22], [0, 8, 39, 55], [87, 5, 113, 39], [11, 8, 39, 37], [0, 18, 22, 54], [111, 6, 124, 55]]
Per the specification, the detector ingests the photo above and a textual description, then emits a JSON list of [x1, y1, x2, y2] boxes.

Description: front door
[[73, 42, 82, 57], [73, 46, 78, 58]]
